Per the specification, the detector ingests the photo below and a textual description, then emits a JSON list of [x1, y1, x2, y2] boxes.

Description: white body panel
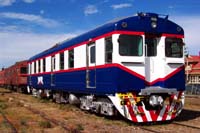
[[55, 54, 59, 71], [46, 56, 51, 72], [74, 45, 86, 68], [96, 38, 105, 66]]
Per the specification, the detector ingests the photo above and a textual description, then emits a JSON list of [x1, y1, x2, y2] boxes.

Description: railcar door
[[86, 42, 96, 88], [51, 56, 56, 86], [145, 33, 161, 85]]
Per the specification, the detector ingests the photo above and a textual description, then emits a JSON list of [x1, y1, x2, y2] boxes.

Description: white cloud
[[0, 12, 60, 28], [111, 3, 132, 10], [171, 15, 200, 55], [0, 0, 34, 6], [84, 5, 98, 16], [0, 0, 15, 6], [0, 31, 78, 68], [22, 0, 35, 3]]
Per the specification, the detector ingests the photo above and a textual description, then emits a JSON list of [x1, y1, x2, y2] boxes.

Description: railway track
[[24, 105, 77, 132], [139, 127, 160, 133], [0, 110, 18, 133], [137, 120, 200, 133], [185, 94, 200, 99], [172, 121, 200, 130], [10, 95, 81, 133]]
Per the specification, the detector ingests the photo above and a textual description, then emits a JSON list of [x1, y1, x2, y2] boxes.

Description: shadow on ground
[[174, 109, 200, 122]]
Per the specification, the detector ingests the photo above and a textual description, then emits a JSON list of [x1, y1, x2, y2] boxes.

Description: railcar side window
[[20, 67, 27, 74], [90, 45, 96, 64], [165, 38, 183, 58], [29, 63, 32, 74], [60, 52, 64, 70], [118, 35, 143, 56], [68, 49, 74, 68], [51, 56, 56, 71], [105, 37, 113, 63], [38, 60, 41, 73], [43, 58, 46, 72], [34, 62, 36, 74]]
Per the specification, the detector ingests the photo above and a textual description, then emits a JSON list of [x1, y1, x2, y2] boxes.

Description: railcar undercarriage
[[30, 87, 185, 123], [31, 88, 117, 117]]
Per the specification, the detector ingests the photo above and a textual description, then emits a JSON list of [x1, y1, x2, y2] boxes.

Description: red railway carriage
[[4, 60, 28, 92], [0, 69, 5, 87]]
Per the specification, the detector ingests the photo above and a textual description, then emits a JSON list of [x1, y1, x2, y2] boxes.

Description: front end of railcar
[[109, 12, 185, 122]]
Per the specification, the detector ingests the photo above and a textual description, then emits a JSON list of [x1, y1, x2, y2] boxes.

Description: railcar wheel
[[53, 92, 69, 104]]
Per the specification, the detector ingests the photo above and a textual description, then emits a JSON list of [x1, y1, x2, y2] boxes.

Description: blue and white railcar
[[28, 13, 185, 122]]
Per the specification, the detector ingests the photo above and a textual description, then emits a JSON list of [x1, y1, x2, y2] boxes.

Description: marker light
[[121, 22, 128, 28]]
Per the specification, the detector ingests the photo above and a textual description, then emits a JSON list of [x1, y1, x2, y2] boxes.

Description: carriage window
[[105, 37, 113, 63], [29, 63, 32, 74], [145, 37, 157, 56], [34, 62, 36, 74], [118, 34, 143, 56], [38, 60, 41, 73], [43, 58, 46, 72], [60, 52, 64, 70], [90, 45, 96, 64], [51, 56, 56, 71], [68, 49, 74, 68], [165, 38, 183, 58], [20, 67, 27, 74]]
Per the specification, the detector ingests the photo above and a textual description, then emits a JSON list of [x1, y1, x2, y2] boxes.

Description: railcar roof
[[29, 12, 184, 61]]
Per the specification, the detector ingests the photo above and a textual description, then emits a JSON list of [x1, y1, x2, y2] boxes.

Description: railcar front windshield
[[165, 38, 183, 58], [118, 34, 143, 56]]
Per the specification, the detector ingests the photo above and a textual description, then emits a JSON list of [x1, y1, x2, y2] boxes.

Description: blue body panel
[[152, 69, 185, 90], [29, 66, 185, 95], [29, 67, 145, 95]]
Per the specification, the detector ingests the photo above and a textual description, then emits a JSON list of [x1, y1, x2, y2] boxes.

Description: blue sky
[[0, 0, 200, 68]]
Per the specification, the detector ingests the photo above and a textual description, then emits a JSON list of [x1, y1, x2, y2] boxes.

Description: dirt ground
[[0, 88, 199, 133]]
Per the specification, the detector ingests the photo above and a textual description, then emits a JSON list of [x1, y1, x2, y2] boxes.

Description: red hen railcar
[[4, 60, 28, 92], [0, 69, 5, 87]]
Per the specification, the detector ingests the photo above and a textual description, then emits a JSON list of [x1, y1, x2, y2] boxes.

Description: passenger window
[[68, 49, 74, 68], [51, 56, 56, 71], [90, 45, 95, 64], [105, 37, 113, 63], [20, 67, 27, 74], [43, 58, 46, 72], [28, 63, 33, 74], [38, 60, 41, 73], [118, 34, 143, 56], [34, 62, 36, 74], [60, 52, 64, 70]]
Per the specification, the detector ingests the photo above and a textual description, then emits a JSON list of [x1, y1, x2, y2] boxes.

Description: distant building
[[185, 55, 200, 84]]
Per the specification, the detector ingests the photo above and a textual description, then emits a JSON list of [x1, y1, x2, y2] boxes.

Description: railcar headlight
[[149, 95, 164, 107], [151, 21, 157, 28], [151, 17, 157, 29]]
